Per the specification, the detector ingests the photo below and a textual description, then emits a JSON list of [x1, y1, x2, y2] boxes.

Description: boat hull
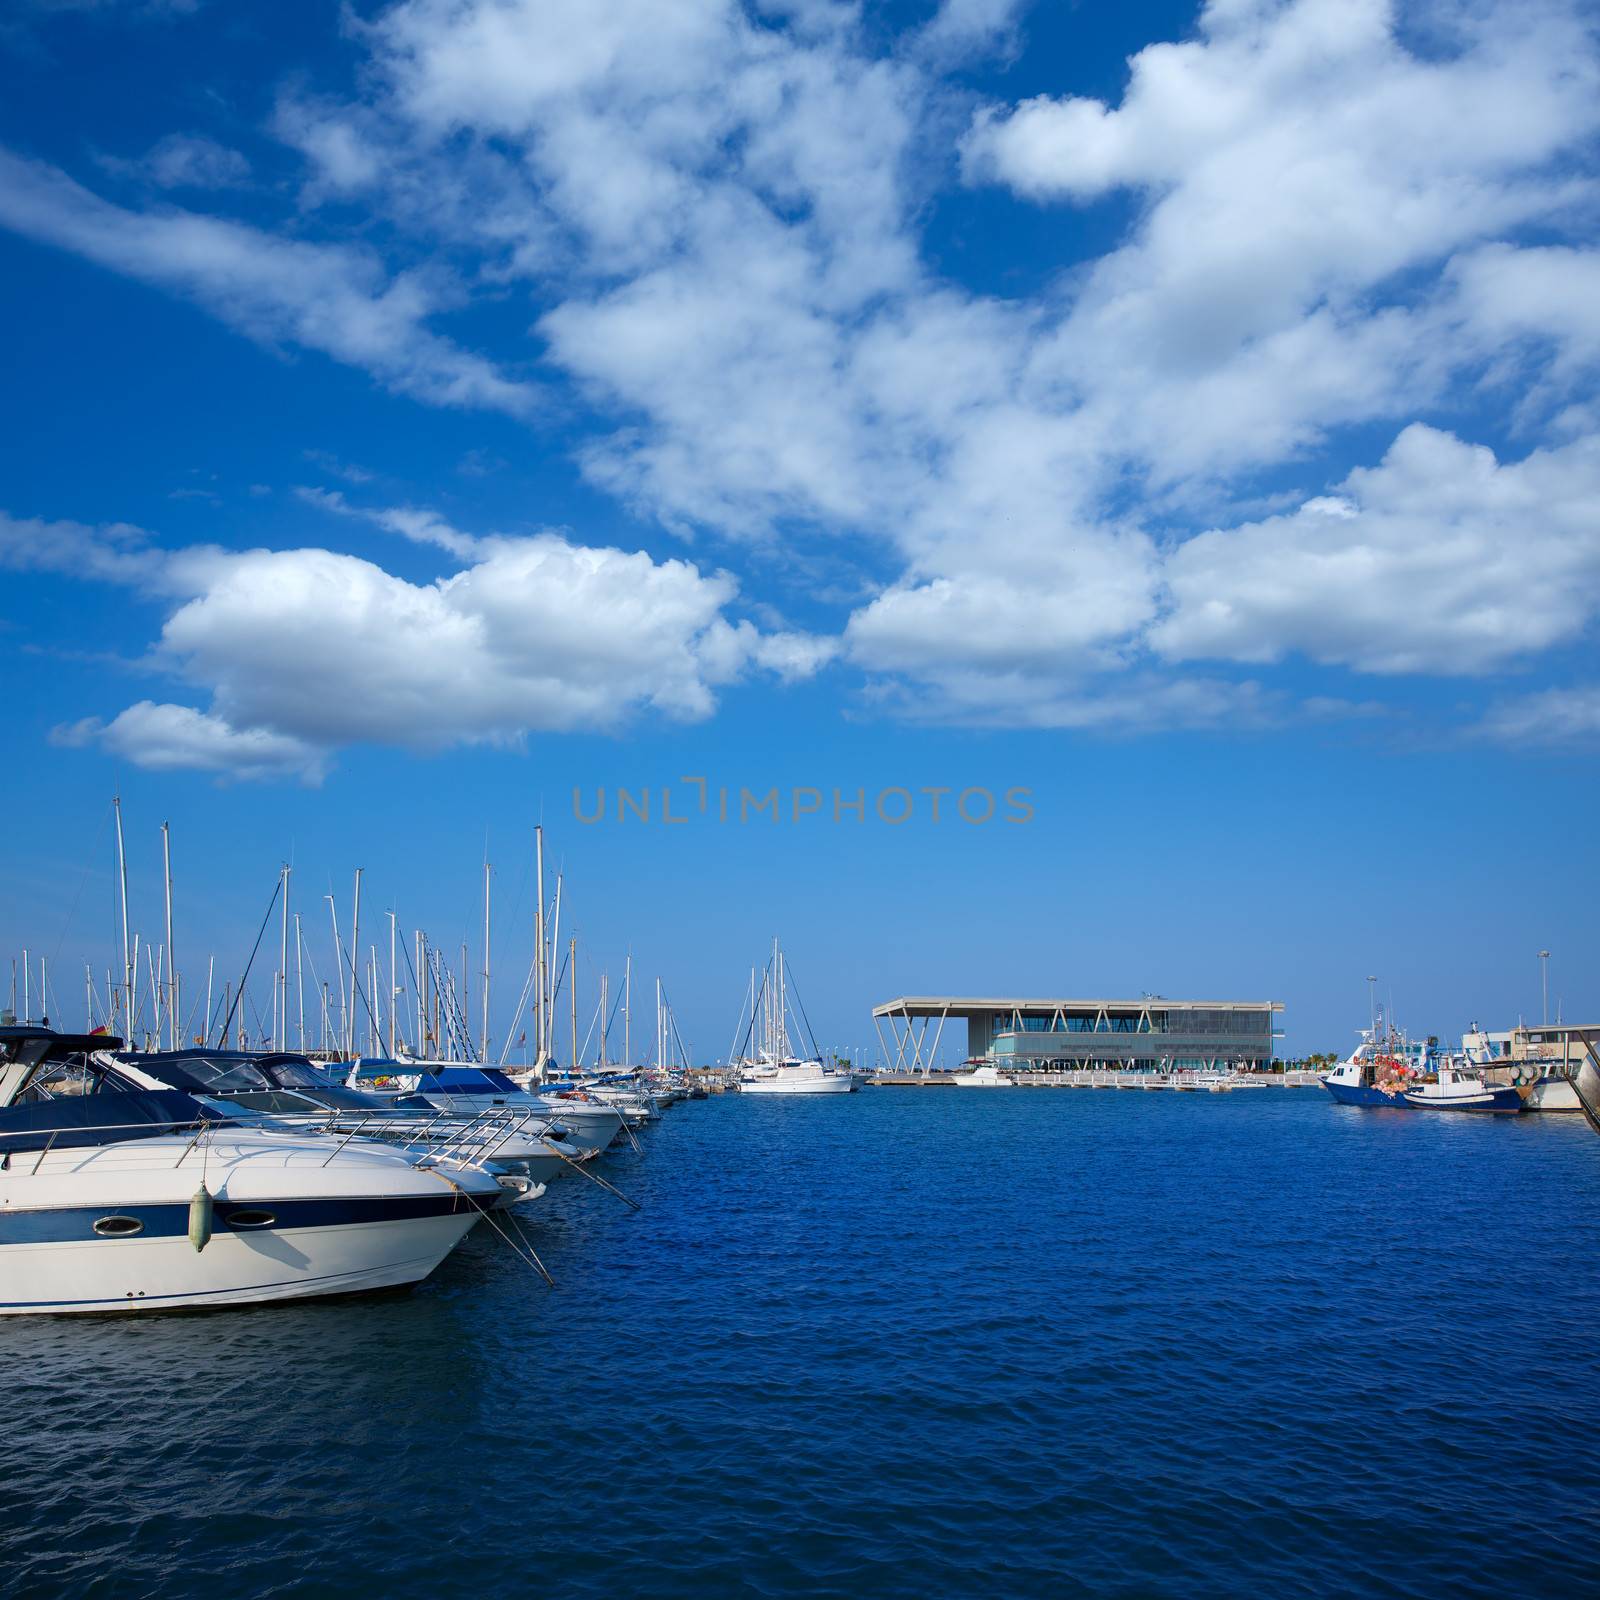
[[1401, 1086, 1523, 1113], [1524, 1076, 1581, 1113], [0, 1209, 480, 1316], [1321, 1079, 1410, 1108], [740, 1075, 852, 1095]]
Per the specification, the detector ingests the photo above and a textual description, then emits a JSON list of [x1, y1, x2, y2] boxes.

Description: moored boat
[[1401, 1065, 1523, 1114], [0, 1027, 503, 1316], [949, 1064, 1015, 1088]]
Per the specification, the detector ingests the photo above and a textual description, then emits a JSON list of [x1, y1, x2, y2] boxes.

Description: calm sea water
[[7, 1088, 1600, 1599]]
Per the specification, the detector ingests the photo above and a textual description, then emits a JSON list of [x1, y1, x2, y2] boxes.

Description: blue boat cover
[[0, 1089, 222, 1156]]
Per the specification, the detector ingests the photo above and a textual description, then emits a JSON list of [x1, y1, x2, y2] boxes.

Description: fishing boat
[[0, 1026, 504, 1316], [1402, 1064, 1524, 1114], [949, 1063, 1016, 1088], [1320, 1022, 1423, 1108]]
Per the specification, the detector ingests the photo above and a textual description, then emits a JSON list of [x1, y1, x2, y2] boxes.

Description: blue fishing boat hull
[[1321, 1079, 1411, 1109]]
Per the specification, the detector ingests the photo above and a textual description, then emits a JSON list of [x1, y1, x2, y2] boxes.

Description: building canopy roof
[[872, 996, 1285, 1019]]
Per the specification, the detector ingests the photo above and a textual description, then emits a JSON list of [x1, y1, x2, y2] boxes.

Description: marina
[[4, 0, 1599, 1594]]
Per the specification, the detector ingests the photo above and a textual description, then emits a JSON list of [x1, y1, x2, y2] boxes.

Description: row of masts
[[11, 805, 691, 1071]]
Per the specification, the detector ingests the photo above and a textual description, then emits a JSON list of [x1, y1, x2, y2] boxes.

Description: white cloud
[[1153, 425, 1600, 673], [0, 146, 537, 417], [0, 510, 169, 588], [10, 0, 1600, 741], [53, 703, 326, 784], [271, 96, 384, 200], [1478, 685, 1600, 746], [101, 133, 251, 190], [918, 0, 1029, 62], [12, 504, 834, 777], [964, 0, 1600, 483]]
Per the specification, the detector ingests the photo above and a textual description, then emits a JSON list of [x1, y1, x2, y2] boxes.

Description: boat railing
[[5, 1114, 222, 1174]]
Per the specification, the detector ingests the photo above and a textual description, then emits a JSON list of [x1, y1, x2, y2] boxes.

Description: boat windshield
[[299, 1084, 386, 1110], [154, 1056, 274, 1093], [0, 1087, 223, 1154], [260, 1059, 335, 1090]]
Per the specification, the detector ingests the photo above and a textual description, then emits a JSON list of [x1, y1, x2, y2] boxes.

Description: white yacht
[[741, 1056, 853, 1095], [0, 1027, 504, 1316], [949, 1063, 1016, 1088], [111, 1050, 582, 1189], [348, 1061, 627, 1156], [731, 940, 853, 1096]]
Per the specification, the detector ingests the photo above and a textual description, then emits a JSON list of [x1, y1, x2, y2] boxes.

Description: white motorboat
[[0, 1028, 503, 1316], [111, 1051, 584, 1189], [740, 1056, 853, 1095], [949, 1064, 1015, 1088], [349, 1061, 627, 1156]]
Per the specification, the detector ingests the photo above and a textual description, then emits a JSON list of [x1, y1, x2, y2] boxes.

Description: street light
[[1538, 950, 1551, 1028]]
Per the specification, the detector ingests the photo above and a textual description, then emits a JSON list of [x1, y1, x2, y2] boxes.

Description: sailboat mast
[[624, 955, 631, 1066], [600, 972, 609, 1068], [548, 873, 562, 1066], [162, 821, 176, 1051], [481, 860, 491, 1065], [569, 935, 577, 1074], [533, 825, 546, 1068], [348, 869, 362, 1058], [295, 914, 306, 1052], [114, 794, 132, 1037], [327, 896, 345, 1056], [388, 912, 397, 1058], [415, 930, 425, 1055], [278, 864, 290, 1051]]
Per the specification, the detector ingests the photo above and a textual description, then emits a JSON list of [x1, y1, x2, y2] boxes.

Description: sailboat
[[733, 941, 852, 1096]]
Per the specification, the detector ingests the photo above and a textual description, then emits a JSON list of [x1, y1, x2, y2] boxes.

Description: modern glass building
[[872, 997, 1284, 1073]]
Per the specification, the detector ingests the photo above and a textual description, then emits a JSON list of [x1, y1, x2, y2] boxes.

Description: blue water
[[7, 1088, 1600, 1599]]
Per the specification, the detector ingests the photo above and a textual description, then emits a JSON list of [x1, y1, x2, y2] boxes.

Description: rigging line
[[214, 875, 283, 1047], [788, 963, 823, 1061]]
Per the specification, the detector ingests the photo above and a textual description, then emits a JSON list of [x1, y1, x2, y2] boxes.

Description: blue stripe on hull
[[0, 1191, 478, 1246]]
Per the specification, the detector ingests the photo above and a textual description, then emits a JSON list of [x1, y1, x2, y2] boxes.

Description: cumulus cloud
[[10, 503, 834, 778], [8, 0, 1600, 741], [53, 703, 326, 783], [1152, 425, 1600, 673]]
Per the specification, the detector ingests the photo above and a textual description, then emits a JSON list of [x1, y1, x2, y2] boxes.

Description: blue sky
[[1, 0, 1596, 1058]]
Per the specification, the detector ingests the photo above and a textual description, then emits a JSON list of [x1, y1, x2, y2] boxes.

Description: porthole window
[[93, 1215, 143, 1238], [226, 1209, 276, 1229]]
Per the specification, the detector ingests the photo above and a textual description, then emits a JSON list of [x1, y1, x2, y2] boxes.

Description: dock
[[869, 1069, 1321, 1089]]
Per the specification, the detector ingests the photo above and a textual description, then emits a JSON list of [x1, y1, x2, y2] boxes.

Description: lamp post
[[1538, 950, 1550, 1028]]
